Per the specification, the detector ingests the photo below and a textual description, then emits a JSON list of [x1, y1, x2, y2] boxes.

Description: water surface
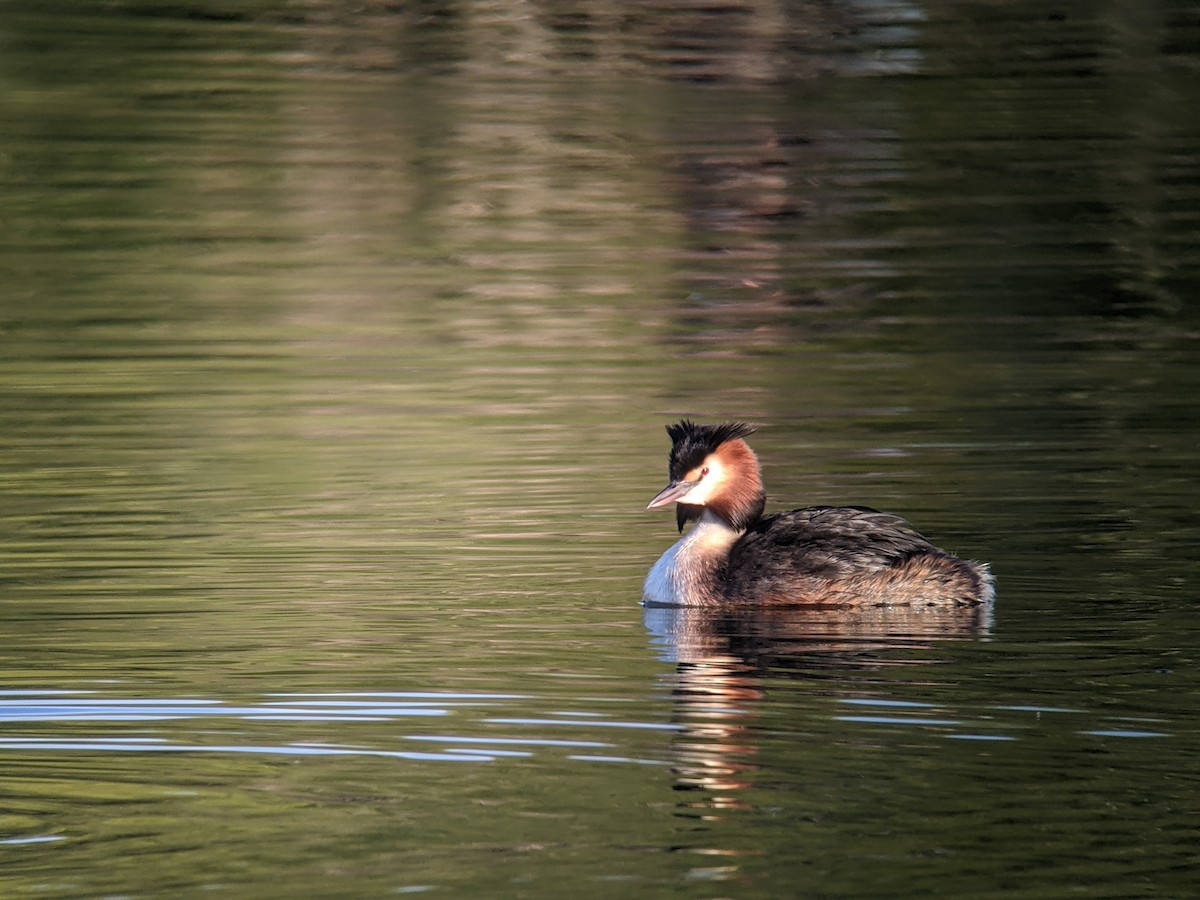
[[2, 1, 1199, 896]]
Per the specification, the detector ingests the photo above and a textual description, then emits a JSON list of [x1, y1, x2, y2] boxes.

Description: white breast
[[642, 512, 742, 606]]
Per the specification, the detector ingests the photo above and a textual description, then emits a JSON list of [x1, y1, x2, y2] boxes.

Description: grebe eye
[[700, 467, 710, 478]]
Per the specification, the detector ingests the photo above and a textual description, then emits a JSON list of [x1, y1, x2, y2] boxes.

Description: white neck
[[642, 510, 743, 606]]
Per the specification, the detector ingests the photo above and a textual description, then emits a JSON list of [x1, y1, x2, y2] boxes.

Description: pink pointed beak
[[646, 479, 696, 509]]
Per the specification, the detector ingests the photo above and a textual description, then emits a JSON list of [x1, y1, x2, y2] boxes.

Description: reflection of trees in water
[[297, 1, 860, 82], [285, 0, 878, 327], [291, 0, 1195, 334]]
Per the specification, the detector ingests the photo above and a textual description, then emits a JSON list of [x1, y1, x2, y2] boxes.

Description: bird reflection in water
[[644, 600, 994, 849]]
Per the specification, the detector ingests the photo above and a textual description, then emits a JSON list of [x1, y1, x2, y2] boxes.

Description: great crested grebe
[[643, 421, 993, 607]]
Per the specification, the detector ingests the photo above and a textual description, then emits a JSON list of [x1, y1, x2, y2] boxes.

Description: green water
[[2, 1, 1199, 896]]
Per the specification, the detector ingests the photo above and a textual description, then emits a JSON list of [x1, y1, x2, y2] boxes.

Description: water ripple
[[0, 736, 497, 762], [0, 691, 657, 766], [834, 697, 1177, 742]]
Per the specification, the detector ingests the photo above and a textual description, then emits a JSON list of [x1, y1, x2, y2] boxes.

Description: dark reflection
[[645, 601, 993, 846], [646, 599, 993, 666]]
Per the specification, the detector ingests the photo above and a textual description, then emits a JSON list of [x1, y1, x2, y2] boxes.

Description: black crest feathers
[[665, 420, 757, 481]]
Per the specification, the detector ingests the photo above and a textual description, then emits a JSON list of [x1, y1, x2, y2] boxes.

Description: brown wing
[[725, 506, 938, 584]]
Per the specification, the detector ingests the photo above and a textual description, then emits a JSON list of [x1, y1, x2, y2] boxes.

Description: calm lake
[[2, 1, 1199, 896]]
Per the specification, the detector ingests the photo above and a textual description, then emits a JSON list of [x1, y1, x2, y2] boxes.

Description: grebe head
[[647, 420, 767, 531]]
